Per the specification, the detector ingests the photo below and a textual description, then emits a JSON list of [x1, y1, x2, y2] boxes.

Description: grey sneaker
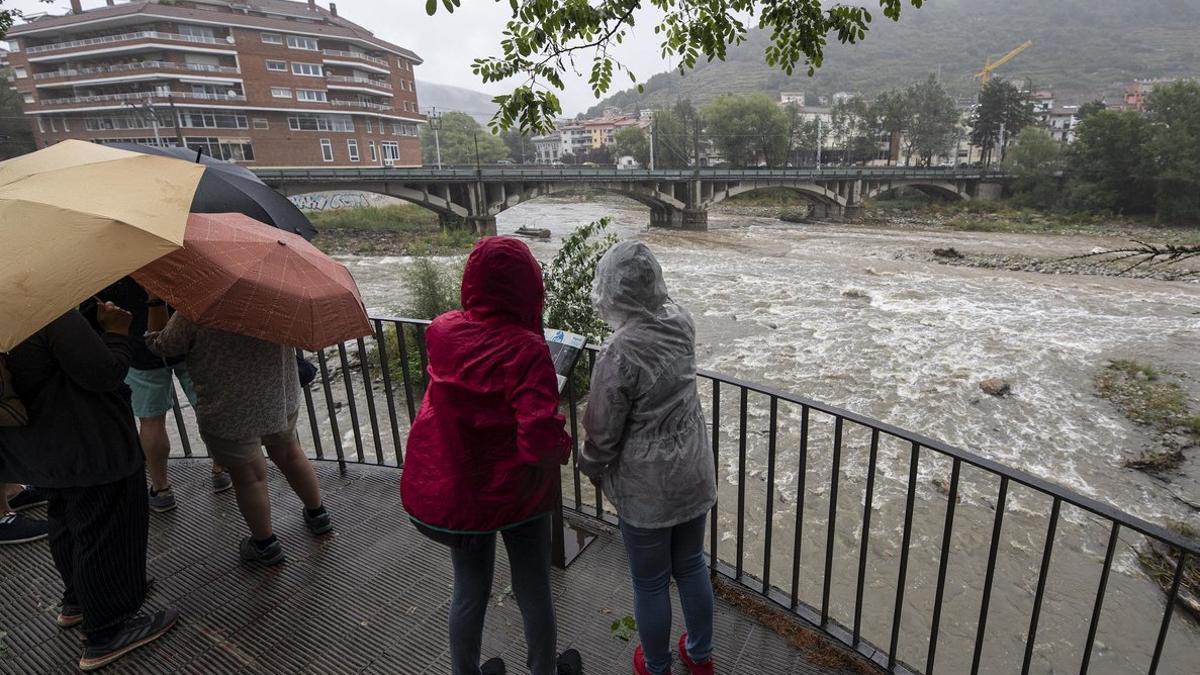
[[148, 487, 177, 513], [302, 505, 332, 535], [211, 471, 233, 494], [78, 607, 179, 671], [239, 536, 285, 567], [55, 602, 82, 628]]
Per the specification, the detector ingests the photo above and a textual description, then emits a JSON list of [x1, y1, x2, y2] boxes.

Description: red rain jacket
[[400, 237, 572, 533]]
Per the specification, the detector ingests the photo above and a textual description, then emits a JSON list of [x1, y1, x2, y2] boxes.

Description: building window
[[291, 62, 323, 77], [35, 117, 43, 132], [7, 39, 19, 52], [271, 87, 292, 98], [179, 111, 249, 129], [368, 140, 377, 162], [178, 25, 215, 39], [185, 136, 255, 162], [296, 89, 328, 102], [381, 141, 399, 164], [61, 117, 69, 132], [265, 60, 287, 72], [261, 32, 283, 44], [320, 138, 333, 162], [48, 117, 56, 132], [22, 93, 33, 104], [347, 139, 359, 161], [287, 35, 319, 51], [252, 118, 269, 129], [288, 114, 353, 132], [12, 67, 26, 79], [365, 119, 372, 133]]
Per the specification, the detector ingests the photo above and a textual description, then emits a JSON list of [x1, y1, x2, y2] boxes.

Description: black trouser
[[44, 469, 149, 643]]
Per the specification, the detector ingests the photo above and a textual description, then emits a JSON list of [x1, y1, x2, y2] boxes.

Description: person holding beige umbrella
[[140, 212, 373, 566], [0, 140, 205, 670]]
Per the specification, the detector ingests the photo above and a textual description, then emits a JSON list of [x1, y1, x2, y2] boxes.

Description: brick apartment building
[[5, 0, 424, 167]]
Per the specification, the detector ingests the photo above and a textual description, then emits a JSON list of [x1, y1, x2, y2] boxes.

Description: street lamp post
[[428, 109, 443, 169]]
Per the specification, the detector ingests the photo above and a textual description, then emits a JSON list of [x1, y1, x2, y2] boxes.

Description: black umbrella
[[106, 143, 317, 240]]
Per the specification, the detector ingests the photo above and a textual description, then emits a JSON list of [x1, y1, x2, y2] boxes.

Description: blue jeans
[[444, 514, 557, 675], [620, 513, 714, 674]]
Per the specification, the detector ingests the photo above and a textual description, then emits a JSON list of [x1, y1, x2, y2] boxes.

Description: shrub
[[544, 218, 618, 343]]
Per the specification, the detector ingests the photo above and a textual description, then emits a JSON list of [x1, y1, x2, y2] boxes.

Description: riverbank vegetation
[[1096, 360, 1200, 473], [307, 204, 477, 256]]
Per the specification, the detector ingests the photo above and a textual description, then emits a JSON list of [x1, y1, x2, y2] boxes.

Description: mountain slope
[[416, 81, 497, 123], [590, 0, 1200, 113]]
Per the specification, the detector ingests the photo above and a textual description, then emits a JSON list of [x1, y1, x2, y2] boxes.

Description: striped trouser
[[44, 469, 149, 643]]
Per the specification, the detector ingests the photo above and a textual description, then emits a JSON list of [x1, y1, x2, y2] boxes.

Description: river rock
[[979, 378, 1011, 397]]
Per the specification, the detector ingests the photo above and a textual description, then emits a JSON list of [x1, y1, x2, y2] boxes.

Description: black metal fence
[[166, 316, 1199, 675]]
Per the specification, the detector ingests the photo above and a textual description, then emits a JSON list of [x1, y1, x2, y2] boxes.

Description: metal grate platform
[[0, 460, 858, 674]]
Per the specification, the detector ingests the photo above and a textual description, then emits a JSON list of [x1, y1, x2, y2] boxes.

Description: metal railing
[[26, 31, 230, 55], [329, 99, 393, 111], [252, 166, 1007, 184], [37, 91, 246, 106], [321, 49, 388, 66], [326, 75, 393, 91], [166, 316, 1199, 674], [33, 61, 240, 80]]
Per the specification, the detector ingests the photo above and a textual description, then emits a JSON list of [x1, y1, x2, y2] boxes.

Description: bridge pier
[[466, 216, 497, 236], [649, 207, 708, 230], [810, 203, 845, 221]]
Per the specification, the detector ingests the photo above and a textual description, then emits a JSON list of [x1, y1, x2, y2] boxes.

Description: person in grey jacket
[[579, 240, 718, 675]]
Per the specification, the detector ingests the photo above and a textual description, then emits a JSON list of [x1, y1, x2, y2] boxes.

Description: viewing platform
[[0, 461, 848, 674]]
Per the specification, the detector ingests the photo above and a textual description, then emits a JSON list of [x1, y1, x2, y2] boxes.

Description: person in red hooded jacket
[[401, 237, 582, 675]]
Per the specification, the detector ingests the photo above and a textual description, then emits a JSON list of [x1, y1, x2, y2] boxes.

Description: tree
[[543, 218, 619, 343], [970, 79, 1035, 165], [903, 75, 959, 166], [1077, 99, 1108, 120], [831, 97, 881, 164], [0, 76, 34, 160], [871, 89, 911, 165], [702, 93, 790, 167], [1146, 81, 1200, 224], [612, 126, 650, 166], [499, 129, 533, 163], [425, 0, 925, 132], [1066, 110, 1156, 215], [419, 111, 509, 166], [579, 145, 613, 165], [648, 101, 696, 169], [1004, 127, 1062, 209]]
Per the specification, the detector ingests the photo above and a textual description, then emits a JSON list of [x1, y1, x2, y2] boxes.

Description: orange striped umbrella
[[133, 212, 370, 351]]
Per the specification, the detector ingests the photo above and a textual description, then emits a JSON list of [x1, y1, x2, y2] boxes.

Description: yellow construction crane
[[975, 40, 1033, 85]]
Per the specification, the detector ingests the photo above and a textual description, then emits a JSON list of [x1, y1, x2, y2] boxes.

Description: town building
[[5, 0, 424, 167], [1046, 105, 1079, 143], [779, 91, 805, 107], [531, 132, 560, 164]]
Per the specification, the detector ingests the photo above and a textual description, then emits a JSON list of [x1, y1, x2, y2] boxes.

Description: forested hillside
[[590, 0, 1200, 113]]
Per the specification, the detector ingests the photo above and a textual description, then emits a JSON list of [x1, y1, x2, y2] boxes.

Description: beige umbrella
[[0, 140, 205, 351]]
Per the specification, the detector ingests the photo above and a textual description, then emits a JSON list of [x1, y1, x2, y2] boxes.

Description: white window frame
[[22, 92, 34, 104], [346, 139, 359, 162], [270, 87, 292, 99], [12, 67, 26, 79], [291, 62, 323, 77], [35, 116, 44, 132], [287, 35, 319, 51], [252, 118, 269, 129], [368, 140, 377, 162], [261, 32, 283, 44], [265, 60, 287, 72], [296, 89, 328, 102], [319, 138, 334, 162]]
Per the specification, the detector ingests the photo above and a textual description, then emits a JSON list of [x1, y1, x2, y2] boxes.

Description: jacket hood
[[591, 240, 669, 328], [460, 236, 544, 330]]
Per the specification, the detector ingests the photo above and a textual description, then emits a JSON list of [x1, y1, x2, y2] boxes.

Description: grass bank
[[307, 204, 477, 256], [1096, 360, 1200, 473]]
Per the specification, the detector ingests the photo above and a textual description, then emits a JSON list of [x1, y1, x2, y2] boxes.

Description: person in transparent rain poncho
[[580, 241, 718, 675]]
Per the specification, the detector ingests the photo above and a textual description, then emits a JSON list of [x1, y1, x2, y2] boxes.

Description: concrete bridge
[[255, 166, 1008, 233]]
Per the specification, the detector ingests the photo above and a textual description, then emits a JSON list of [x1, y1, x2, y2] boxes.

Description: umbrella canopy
[[133, 212, 369, 351], [107, 143, 317, 240], [0, 140, 205, 351]]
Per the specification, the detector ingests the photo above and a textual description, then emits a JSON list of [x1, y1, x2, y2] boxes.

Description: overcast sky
[[9, 0, 673, 114]]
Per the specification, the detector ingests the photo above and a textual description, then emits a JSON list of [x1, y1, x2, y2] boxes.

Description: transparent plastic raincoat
[[580, 241, 717, 529]]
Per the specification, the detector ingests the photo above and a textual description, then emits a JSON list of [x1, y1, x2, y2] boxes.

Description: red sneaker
[[679, 633, 716, 675], [633, 645, 652, 675]]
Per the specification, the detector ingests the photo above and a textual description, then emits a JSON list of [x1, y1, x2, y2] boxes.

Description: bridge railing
[[253, 166, 1007, 183], [165, 317, 1196, 674]]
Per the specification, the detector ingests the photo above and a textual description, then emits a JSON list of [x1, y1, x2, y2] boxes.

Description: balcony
[[32, 61, 241, 82], [326, 75, 393, 93], [330, 99, 394, 112], [36, 91, 246, 107], [321, 49, 387, 67], [24, 31, 232, 57]]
